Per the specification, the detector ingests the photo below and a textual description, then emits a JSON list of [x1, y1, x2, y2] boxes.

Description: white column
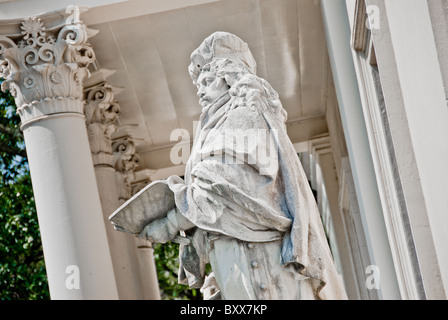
[[135, 238, 161, 300], [0, 17, 118, 299], [320, 0, 400, 299], [85, 83, 160, 299], [85, 83, 144, 299], [112, 135, 161, 299]]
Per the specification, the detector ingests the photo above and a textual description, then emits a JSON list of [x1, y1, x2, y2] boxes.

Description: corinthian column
[[112, 135, 161, 299], [0, 16, 118, 299], [85, 83, 159, 299]]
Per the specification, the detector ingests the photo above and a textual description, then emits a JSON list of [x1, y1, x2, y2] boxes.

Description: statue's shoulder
[[229, 73, 273, 100], [228, 74, 287, 124]]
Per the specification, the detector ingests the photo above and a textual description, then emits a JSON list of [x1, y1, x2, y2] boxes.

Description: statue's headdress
[[188, 32, 257, 84]]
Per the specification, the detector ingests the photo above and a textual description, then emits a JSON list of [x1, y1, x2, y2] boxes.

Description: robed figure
[[135, 32, 347, 300]]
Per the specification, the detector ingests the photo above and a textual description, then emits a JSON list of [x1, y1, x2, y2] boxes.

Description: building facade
[[0, 0, 447, 300]]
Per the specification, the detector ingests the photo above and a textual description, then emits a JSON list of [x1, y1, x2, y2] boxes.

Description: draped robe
[[166, 73, 347, 300]]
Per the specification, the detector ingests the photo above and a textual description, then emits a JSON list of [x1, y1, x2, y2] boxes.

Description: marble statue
[[138, 31, 348, 300]]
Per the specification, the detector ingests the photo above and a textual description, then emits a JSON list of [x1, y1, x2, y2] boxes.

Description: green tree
[[153, 242, 201, 300], [0, 81, 49, 300]]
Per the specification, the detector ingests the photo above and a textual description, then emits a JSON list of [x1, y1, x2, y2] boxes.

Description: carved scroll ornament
[[0, 17, 95, 127]]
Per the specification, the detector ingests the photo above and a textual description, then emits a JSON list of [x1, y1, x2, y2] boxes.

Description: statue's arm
[[138, 207, 195, 244]]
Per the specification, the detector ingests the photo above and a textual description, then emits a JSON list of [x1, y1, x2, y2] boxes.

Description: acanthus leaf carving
[[112, 136, 141, 203], [85, 83, 121, 167], [0, 16, 96, 128]]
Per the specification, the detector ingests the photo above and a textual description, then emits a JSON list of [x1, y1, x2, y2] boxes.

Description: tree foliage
[[0, 82, 50, 300], [153, 242, 201, 300]]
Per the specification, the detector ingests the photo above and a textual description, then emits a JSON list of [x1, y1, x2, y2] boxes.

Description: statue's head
[[189, 32, 257, 108]]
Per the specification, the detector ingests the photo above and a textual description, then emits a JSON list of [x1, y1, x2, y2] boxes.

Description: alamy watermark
[[170, 121, 279, 176], [365, 265, 380, 290], [366, 5, 381, 30], [65, 264, 80, 290], [65, 5, 81, 25]]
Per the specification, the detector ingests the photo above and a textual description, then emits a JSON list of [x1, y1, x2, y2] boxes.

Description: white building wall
[[382, 0, 448, 299], [321, 0, 401, 299], [341, 0, 448, 299], [348, 0, 425, 300]]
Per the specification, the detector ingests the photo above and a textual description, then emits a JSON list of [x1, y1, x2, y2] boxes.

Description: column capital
[[0, 16, 96, 128], [112, 135, 141, 203], [85, 82, 121, 167]]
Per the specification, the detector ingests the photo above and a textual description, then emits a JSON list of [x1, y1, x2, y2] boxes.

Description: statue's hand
[[139, 217, 173, 244], [138, 208, 194, 244]]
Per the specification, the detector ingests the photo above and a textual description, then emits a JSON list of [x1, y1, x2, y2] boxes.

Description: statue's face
[[196, 71, 229, 108]]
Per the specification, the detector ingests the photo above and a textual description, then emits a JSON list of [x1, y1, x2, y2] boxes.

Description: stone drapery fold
[[166, 74, 347, 300]]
